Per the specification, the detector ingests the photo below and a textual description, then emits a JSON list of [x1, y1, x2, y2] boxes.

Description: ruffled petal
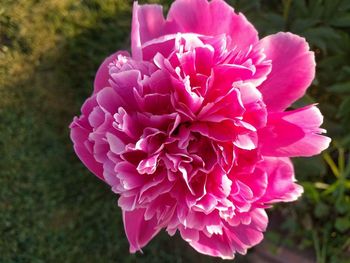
[[94, 51, 130, 93], [123, 208, 161, 253], [182, 226, 234, 259], [70, 120, 104, 180], [132, 2, 180, 60], [167, 0, 258, 49], [259, 157, 303, 203], [132, 2, 164, 60], [70, 97, 105, 180], [259, 105, 331, 157], [257, 32, 315, 112], [184, 209, 267, 259]]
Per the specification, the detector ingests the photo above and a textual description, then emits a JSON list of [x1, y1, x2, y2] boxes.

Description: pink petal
[[88, 106, 105, 128], [188, 231, 234, 259], [206, 167, 232, 199], [234, 132, 258, 150], [103, 160, 119, 187], [132, 2, 164, 60], [137, 154, 160, 175], [180, 227, 200, 242], [239, 83, 267, 129], [205, 64, 254, 102], [194, 194, 218, 214], [250, 208, 268, 231], [224, 222, 265, 254], [167, 0, 258, 50], [259, 157, 303, 203], [93, 51, 130, 93], [118, 195, 138, 211], [96, 87, 123, 114], [109, 70, 142, 110], [141, 34, 180, 61], [70, 118, 104, 180], [198, 87, 245, 122], [236, 168, 268, 200], [167, 0, 210, 32], [106, 132, 125, 154], [144, 194, 176, 222], [186, 211, 266, 259], [70, 96, 104, 180], [123, 208, 161, 253], [259, 105, 331, 157], [132, 2, 179, 60], [116, 161, 147, 191], [257, 32, 316, 112]]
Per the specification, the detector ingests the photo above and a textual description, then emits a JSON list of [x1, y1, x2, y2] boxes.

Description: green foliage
[[1, 0, 349, 262]]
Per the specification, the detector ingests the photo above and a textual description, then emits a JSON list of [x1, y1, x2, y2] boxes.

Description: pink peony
[[70, 0, 331, 259]]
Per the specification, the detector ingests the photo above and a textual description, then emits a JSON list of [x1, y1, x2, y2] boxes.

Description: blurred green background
[[1, 0, 350, 262]]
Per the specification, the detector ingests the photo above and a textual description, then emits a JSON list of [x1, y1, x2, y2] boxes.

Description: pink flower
[[70, 0, 331, 259]]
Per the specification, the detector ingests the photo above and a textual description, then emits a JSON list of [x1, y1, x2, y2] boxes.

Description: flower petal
[[257, 32, 315, 112], [132, 2, 164, 60], [94, 51, 130, 93], [123, 208, 161, 253], [70, 120, 104, 180], [259, 105, 331, 157], [70, 96, 105, 180], [186, 211, 266, 259], [132, 2, 180, 60], [167, 0, 258, 50], [185, 228, 234, 259], [259, 157, 303, 203]]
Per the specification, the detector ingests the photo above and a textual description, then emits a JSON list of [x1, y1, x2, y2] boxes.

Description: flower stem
[[323, 151, 340, 178], [283, 0, 292, 30]]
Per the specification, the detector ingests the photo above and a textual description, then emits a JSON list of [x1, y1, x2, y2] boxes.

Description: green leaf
[[335, 199, 350, 214], [294, 156, 327, 177], [301, 182, 320, 202], [262, 12, 285, 31], [327, 82, 350, 93], [323, 0, 342, 21], [293, 0, 308, 16], [339, 0, 350, 11], [322, 181, 340, 196], [340, 135, 350, 147], [337, 97, 350, 118], [330, 14, 350, 27], [303, 26, 341, 53], [309, 0, 324, 19], [314, 202, 330, 218], [291, 18, 319, 33], [335, 217, 350, 232]]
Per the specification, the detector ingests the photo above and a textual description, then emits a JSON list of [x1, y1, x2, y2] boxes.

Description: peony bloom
[[70, 0, 331, 259]]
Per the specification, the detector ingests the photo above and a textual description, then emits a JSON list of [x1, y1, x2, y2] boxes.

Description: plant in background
[[70, 0, 330, 260]]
